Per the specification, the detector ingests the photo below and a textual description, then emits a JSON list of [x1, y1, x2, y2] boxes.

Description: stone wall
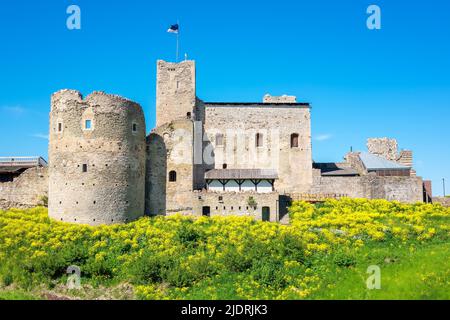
[[48, 90, 146, 225], [146, 119, 194, 216], [263, 94, 297, 103], [345, 152, 367, 174], [204, 104, 313, 193], [156, 60, 196, 127], [433, 197, 450, 207], [367, 138, 398, 161], [0, 167, 48, 210], [191, 191, 280, 222], [310, 173, 423, 203]]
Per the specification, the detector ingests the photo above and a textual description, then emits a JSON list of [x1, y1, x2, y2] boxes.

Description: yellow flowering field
[[0, 199, 449, 300]]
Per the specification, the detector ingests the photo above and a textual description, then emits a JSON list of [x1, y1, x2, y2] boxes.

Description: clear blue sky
[[0, 0, 449, 195]]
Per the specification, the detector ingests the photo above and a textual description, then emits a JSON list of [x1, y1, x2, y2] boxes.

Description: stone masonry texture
[[0, 167, 48, 210], [48, 90, 146, 225]]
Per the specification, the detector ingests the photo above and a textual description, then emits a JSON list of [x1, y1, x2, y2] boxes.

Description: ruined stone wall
[[0, 167, 48, 210], [433, 197, 450, 207], [366, 176, 423, 202], [309, 173, 365, 198], [146, 119, 194, 216], [367, 138, 398, 161], [156, 60, 196, 127], [204, 104, 313, 193], [263, 94, 297, 103], [190, 191, 280, 222], [310, 174, 423, 203], [48, 90, 146, 225], [345, 152, 367, 174]]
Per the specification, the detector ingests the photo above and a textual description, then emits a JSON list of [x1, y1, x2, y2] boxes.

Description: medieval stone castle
[[0, 60, 433, 225]]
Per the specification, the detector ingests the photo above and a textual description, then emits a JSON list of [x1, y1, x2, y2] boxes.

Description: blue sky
[[0, 0, 449, 195]]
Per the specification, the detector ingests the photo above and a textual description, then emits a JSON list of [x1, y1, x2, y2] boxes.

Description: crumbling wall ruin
[[0, 167, 48, 210]]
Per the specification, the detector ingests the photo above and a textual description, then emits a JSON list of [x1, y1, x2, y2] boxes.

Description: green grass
[[310, 242, 450, 300], [0, 290, 38, 300]]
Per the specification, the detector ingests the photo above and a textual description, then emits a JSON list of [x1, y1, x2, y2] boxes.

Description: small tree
[[39, 195, 48, 207], [247, 196, 257, 209]]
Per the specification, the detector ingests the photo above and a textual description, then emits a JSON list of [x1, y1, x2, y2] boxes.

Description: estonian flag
[[167, 24, 179, 34]]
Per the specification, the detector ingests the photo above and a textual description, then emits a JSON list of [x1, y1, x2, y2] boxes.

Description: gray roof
[[0, 157, 47, 174], [359, 152, 410, 171], [313, 162, 359, 176], [205, 169, 278, 180]]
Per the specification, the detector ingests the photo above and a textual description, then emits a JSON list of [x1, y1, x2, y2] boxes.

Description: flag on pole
[[167, 24, 179, 34]]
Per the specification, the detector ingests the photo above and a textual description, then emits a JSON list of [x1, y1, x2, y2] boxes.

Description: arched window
[[291, 133, 299, 148], [169, 170, 177, 182], [222, 163, 227, 169], [256, 133, 263, 147], [186, 112, 191, 119]]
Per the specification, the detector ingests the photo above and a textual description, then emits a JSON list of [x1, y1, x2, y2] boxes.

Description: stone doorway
[[262, 206, 270, 222]]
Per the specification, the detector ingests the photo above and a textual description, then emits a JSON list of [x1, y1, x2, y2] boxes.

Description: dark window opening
[[202, 206, 211, 217], [222, 163, 227, 169], [169, 170, 177, 182], [291, 133, 299, 148], [186, 112, 191, 119], [132, 123, 137, 132], [218, 196, 223, 201], [82, 164, 87, 172], [58, 123, 62, 132], [256, 133, 263, 147]]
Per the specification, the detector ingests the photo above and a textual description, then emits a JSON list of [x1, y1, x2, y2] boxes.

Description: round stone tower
[[48, 90, 146, 225]]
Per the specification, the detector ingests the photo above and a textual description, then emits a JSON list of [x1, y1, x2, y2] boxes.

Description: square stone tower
[[156, 60, 196, 127]]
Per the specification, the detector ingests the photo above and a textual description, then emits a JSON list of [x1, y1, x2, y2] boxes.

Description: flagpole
[[176, 20, 180, 62]]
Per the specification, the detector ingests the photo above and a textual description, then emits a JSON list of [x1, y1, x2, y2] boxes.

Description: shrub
[[0, 200, 448, 300]]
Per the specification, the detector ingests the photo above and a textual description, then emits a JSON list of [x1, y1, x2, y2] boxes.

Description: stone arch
[[169, 170, 177, 182]]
